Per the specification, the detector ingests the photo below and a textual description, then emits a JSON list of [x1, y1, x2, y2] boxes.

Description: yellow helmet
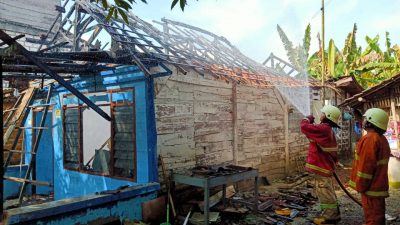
[[321, 105, 341, 125], [363, 108, 389, 130]]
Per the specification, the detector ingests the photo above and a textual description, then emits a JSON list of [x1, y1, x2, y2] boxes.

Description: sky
[[130, 0, 400, 63]]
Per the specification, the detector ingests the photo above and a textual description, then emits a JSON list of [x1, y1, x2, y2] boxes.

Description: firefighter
[[300, 105, 341, 224], [349, 108, 390, 225]]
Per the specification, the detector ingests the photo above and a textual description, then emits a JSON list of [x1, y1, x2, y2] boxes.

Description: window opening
[[63, 88, 136, 180]]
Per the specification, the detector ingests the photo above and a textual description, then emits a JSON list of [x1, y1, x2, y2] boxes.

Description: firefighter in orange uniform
[[349, 108, 390, 225], [300, 105, 341, 224]]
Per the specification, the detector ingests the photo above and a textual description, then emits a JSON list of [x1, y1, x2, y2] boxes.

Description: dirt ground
[[289, 165, 400, 225], [164, 163, 400, 225], [331, 166, 399, 225]]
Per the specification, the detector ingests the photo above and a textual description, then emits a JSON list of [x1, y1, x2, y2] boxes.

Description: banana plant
[[277, 24, 311, 77], [393, 44, 400, 63], [342, 23, 360, 75], [278, 22, 400, 88], [384, 32, 394, 62], [327, 39, 336, 78], [353, 32, 400, 87], [306, 37, 343, 80]]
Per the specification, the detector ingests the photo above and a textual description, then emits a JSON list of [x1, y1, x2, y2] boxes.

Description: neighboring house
[[0, 0, 60, 51], [0, 0, 60, 90], [331, 75, 365, 157], [340, 73, 400, 151], [1, 1, 328, 224]]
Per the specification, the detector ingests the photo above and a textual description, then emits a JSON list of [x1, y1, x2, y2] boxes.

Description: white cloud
[[181, 0, 273, 43], [328, 0, 360, 15], [369, 14, 400, 33]]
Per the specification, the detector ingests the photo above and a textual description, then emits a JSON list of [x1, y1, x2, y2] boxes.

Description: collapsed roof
[[0, 0, 326, 120], [5, 0, 320, 88]]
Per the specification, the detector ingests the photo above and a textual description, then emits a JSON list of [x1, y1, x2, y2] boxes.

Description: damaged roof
[[27, 0, 321, 88]]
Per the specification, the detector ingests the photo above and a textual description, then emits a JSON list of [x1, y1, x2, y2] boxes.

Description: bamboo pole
[[284, 104, 290, 175], [232, 82, 238, 165], [390, 101, 399, 149]]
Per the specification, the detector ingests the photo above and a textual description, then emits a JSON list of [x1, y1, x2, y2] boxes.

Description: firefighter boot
[[313, 216, 340, 225]]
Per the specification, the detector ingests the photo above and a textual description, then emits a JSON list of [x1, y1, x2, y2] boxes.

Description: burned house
[[1, 0, 327, 224]]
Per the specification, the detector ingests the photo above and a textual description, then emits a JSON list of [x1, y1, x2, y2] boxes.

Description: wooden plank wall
[[3, 99, 24, 165], [154, 68, 308, 180], [287, 110, 309, 174], [236, 85, 286, 179]]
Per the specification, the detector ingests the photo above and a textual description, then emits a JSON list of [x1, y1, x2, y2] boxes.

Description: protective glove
[[306, 115, 315, 124]]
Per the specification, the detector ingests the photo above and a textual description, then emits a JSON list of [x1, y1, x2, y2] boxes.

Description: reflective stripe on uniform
[[319, 146, 338, 152], [348, 180, 388, 196], [320, 203, 338, 209], [357, 171, 373, 179], [305, 163, 332, 175], [308, 139, 337, 152], [354, 153, 360, 160], [365, 190, 389, 197], [376, 159, 389, 166], [348, 180, 356, 189]]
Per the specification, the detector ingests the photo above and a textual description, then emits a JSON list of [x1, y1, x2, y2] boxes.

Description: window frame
[[62, 88, 136, 181]]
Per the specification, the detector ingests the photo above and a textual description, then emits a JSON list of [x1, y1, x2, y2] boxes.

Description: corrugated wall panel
[[0, 0, 60, 32]]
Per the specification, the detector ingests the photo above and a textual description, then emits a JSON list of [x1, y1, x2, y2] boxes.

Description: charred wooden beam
[[38, 0, 71, 50], [36, 51, 121, 62], [0, 34, 24, 47], [38, 42, 69, 53], [2, 64, 108, 74], [3, 74, 74, 80], [25, 38, 52, 45], [0, 30, 112, 121], [2, 51, 160, 67]]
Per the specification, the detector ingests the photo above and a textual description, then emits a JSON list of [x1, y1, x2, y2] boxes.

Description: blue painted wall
[[19, 66, 160, 200], [4, 165, 28, 199], [34, 192, 156, 225], [48, 66, 159, 200], [6, 183, 159, 225], [31, 111, 54, 195], [146, 77, 159, 182], [5, 98, 54, 199], [34, 112, 54, 195], [23, 101, 54, 195]]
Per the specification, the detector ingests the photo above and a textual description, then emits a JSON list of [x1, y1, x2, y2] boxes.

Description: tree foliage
[[95, 0, 189, 23], [278, 23, 400, 88]]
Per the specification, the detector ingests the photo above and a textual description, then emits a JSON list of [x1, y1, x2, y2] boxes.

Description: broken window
[[82, 104, 111, 174], [63, 88, 136, 180], [63, 107, 80, 169]]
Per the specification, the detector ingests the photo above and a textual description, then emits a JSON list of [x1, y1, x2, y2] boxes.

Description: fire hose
[[326, 152, 362, 206], [332, 171, 362, 206], [311, 137, 362, 206]]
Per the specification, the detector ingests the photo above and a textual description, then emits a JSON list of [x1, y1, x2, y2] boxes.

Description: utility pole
[[321, 0, 326, 106]]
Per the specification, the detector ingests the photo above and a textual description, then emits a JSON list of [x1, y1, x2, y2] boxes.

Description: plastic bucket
[[388, 156, 400, 189]]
